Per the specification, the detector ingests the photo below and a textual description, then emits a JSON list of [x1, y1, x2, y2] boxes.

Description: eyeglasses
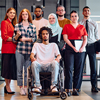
[[49, 18, 55, 20], [57, 10, 64, 12]]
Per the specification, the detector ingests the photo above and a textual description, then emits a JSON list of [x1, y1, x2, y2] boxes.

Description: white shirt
[[32, 18, 48, 38], [31, 43, 60, 64], [79, 18, 99, 44]]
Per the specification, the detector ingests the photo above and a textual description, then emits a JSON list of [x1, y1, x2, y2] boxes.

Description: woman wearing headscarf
[[47, 13, 62, 44], [47, 13, 65, 89]]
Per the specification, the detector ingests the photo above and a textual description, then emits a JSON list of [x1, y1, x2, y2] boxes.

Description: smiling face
[[22, 11, 28, 21], [83, 8, 91, 17], [70, 12, 79, 23], [48, 15, 56, 25], [7, 9, 16, 20]]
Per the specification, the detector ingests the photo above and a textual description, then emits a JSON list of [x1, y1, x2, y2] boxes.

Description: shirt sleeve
[[94, 22, 99, 40], [62, 24, 68, 35], [31, 25, 37, 43], [12, 24, 18, 42], [1, 21, 9, 41], [54, 43, 60, 56], [31, 43, 37, 55]]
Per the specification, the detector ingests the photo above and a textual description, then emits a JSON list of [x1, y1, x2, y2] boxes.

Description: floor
[[0, 80, 100, 100]]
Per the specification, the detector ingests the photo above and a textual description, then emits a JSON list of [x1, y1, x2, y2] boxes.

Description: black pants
[[95, 39, 100, 52], [79, 43, 97, 88], [64, 40, 85, 89]]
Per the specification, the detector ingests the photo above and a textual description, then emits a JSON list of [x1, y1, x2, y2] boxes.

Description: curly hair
[[38, 26, 53, 40], [18, 9, 32, 23]]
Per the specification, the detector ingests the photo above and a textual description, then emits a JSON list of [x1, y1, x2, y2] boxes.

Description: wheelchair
[[27, 59, 67, 100]]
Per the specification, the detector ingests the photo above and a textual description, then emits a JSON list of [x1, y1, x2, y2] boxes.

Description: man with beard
[[32, 5, 48, 38], [30, 27, 61, 93], [79, 6, 99, 92], [56, 5, 71, 29], [56, 6, 71, 92]]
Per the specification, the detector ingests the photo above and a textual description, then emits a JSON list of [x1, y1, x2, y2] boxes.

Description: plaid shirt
[[13, 22, 37, 54]]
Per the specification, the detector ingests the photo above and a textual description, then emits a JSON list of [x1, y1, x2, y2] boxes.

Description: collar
[[6, 18, 11, 23], [19, 22, 33, 28], [83, 18, 91, 22]]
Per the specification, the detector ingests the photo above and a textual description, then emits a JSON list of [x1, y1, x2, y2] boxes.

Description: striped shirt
[[79, 18, 99, 44], [13, 22, 37, 54]]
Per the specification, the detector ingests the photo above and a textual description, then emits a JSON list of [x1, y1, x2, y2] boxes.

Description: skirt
[[1, 54, 17, 80]]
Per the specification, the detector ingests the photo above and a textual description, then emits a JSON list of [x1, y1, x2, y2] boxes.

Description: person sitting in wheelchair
[[30, 26, 61, 93]]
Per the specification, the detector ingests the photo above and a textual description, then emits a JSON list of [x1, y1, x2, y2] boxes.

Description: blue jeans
[[31, 60, 59, 87], [16, 51, 30, 86]]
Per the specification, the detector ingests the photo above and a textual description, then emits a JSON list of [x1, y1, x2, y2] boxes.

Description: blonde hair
[[4, 7, 17, 26], [18, 9, 32, 23]]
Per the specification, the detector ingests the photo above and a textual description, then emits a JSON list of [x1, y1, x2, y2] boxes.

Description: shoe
[[4, 86, 15, 94], [91, 87, 98, 92], [77, 89, 81, 92], [66, 92, 71, 96], [24, 87, 27, 94], [50, 85, 58, 92], [20, 87, 26, 96], [72, 90, 79, 96], [32, 86, 42, 93]]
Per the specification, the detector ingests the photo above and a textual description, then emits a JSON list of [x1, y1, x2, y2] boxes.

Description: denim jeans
[[31, 60, 59, 87], [16, 51, 30, 86]]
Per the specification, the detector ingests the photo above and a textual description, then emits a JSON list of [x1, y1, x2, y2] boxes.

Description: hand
[[19, 37, 26, 42], [55, 58, 60, 63], [73, 47, 79, 53], [31, 57, 36, 62], [79, 47, 84, 53], [96, 52, 99, 54], [14, 31, 21, 40]]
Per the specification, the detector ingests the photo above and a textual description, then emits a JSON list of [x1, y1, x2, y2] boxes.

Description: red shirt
[[62, 24, 88, 40], [1, 19, 16, 54]]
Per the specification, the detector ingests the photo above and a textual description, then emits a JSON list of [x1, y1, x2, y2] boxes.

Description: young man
[[56, 5, 71, 29], [79, 6, 99, 92], [32, 5, 48, 38], [30, 27, 61, 93]]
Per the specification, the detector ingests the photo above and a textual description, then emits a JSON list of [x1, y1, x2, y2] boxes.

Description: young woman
[[47, 13, 62, 44], [62, 10, 88, 96], [1, 7, 17, 94], [13, 9, 37, 95]]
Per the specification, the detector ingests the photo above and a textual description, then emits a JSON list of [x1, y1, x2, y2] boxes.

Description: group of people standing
[[1, 4, 99, 97]]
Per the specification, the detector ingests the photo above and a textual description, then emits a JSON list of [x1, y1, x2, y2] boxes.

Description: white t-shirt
[[31, 43, 60, 64], [32, 18, 48, 38]]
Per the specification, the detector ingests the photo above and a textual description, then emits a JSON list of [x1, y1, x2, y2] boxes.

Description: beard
[[58, 15, 64, 17], [36, 15, 42, 18], [44, 39, 48, 41]]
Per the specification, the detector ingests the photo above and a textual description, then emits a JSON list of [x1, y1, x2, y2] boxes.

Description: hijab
[[47, 13, 62, 42]]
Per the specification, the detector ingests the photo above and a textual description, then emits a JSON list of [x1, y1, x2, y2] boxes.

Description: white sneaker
[[51, 85, 58, 92], [24, 87, 27, 94], [20, 87, 26, 96], [32, 86, 42, 93]]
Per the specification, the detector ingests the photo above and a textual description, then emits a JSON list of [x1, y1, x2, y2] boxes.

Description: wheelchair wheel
[[60, 92, 67, 100], [28, 92, 33, 100]]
